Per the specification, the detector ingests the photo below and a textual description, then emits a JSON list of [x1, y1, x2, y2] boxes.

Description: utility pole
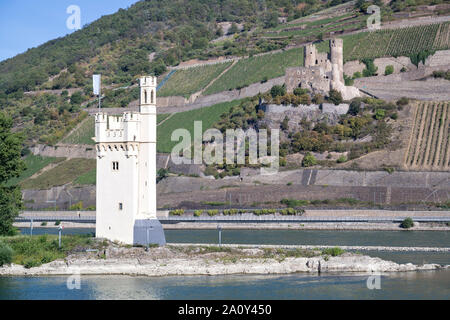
[[217, 225, 222, 247], [58, 225, 63, 249]]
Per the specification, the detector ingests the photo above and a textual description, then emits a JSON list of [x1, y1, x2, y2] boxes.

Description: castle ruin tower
[[330, 38, 344, 83], [94, 76, 165, 246], [304, 43, 317, 67]]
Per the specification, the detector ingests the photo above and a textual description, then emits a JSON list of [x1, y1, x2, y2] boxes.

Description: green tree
[[400, 217, 414, 229], [362, 58, 378, 77], [0, 113, 25, 235], [328, 89, 343, 105], [270, 85, 286, 98], [348, 100, 361, 116]]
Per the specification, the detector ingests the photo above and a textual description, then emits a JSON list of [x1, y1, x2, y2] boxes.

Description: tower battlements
[[94, 112, 141, 143]]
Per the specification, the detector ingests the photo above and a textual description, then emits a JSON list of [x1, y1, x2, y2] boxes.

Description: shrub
[[54, 220, 61, 226], [302, 152, 317, 167], [400, 217, 414, 229], [194, 210, 203, 217], [337, 155, 347, 163], [384, 65, 394, 76], [312, 94, 324, 104], [344, 74, 354, 85], [281, 199, 309, 207], [169, 209, 185, 216], [69, 201, 83, 211], [396, 97, 409, 107], [375, 109, 386, 120], [0, 242, 13, 266], [223, 209, 238, 216], [280, 208, 297, 215], [207, 210, 219, 217], [383, 167, 395, 174], [353, 71, 362, 78], [293, 87, 308, 96], [322, 247, 345, 257]]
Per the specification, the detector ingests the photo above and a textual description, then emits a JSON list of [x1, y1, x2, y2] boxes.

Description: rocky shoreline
[[0, 244, 447, 277]]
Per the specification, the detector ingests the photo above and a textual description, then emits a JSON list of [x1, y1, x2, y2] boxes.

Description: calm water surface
[[0, 271, 449, 300], [19, 228, 450, 248]]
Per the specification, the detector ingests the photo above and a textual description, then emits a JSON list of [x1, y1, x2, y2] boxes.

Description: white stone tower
[[94, 76, 165, 245]]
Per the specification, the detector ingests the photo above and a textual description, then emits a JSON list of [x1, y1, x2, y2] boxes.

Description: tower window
[[112, 161, 119, 171], [119, 203, 123, 210]]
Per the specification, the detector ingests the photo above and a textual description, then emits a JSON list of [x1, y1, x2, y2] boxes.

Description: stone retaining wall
[[31, 144, 96, 159]]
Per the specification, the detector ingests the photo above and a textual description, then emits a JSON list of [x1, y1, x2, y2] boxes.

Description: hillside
[[1, 0, 450, 202]]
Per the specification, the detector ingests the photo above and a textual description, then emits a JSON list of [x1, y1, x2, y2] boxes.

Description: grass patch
[[61, 116, 95, 145], [321, 247, 345, 257], [204, 48, 304, 95], [158, 62, 232, 98], [2, 234, 103, 268], [21, 158, 96, 189], [157, 99, 242, 153], [6, 155, 65, 186], [74, 168, 96, 185]]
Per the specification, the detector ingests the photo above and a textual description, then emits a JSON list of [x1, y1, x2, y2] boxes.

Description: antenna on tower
[[93, 74, 101, 109]]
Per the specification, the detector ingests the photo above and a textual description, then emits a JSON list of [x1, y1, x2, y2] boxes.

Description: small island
[[0, 235, 446, 277]]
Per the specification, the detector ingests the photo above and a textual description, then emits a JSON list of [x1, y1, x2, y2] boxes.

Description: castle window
[[144, 90, 148, 104], [112, 161, 119, 171], [151, 90, 154, 104], [119, 203, 123, 211]]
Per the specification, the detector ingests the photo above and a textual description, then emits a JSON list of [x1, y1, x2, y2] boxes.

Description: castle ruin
[[285, 39, 360, 100]]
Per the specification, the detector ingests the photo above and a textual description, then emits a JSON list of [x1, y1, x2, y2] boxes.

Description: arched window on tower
[[151, 90, 154, 104], [144, 90, 148, 104]]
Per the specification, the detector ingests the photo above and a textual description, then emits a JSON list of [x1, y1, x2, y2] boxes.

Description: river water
[[0, 272, 448, 300], [1, 228, 448, 300]]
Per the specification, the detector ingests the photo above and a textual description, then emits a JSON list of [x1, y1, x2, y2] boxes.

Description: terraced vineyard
[[341, 22, 450, 62], [157, 62, 232, 98], [404, 102, 450, 170], [203, 47, 304, 95]]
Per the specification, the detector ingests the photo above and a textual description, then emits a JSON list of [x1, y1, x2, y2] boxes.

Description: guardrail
[[16, 215, 450, 224]]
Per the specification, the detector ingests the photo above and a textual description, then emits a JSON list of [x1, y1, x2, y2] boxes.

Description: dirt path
[[412, 103, 427, 167], [60, 116, 90, 143], [424, 103, 440, 168], [157, 113, 175, 127], [404, 103, 419, 167], [433, 103, 447, 167]]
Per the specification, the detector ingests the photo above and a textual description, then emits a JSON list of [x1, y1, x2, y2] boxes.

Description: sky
[[0, 0, 139, 62]]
